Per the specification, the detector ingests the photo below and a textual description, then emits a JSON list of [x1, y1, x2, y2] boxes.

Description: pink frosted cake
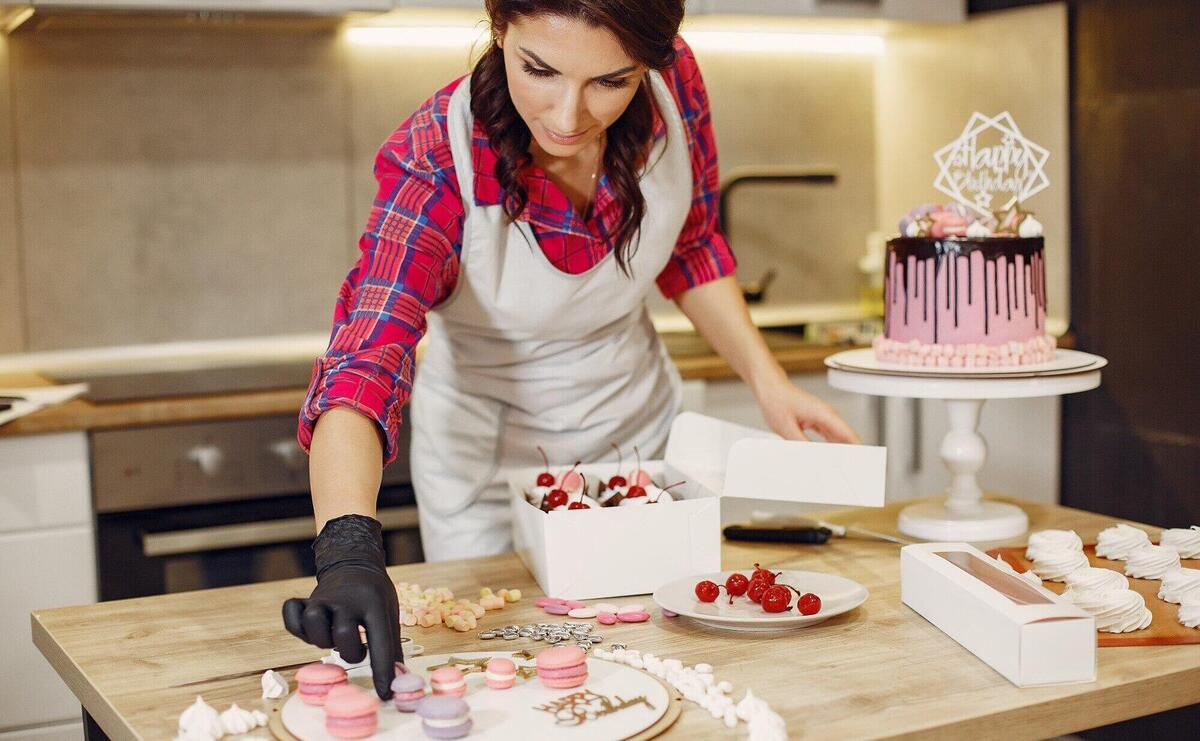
[[874, 204, 1056, 367]]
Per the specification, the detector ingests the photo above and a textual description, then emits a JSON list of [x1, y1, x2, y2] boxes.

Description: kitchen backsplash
[[0, 4, 1066, 354]]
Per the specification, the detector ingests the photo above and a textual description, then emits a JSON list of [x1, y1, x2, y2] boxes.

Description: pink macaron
[[295, 662, 347, 706], [485, 657, 516, 689], [536, 646, 588, 689], [323, 684, 379, 739], [430, 666, 467, 697]]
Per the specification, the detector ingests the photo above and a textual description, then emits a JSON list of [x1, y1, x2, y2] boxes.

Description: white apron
[[409, 71, 693, 561]]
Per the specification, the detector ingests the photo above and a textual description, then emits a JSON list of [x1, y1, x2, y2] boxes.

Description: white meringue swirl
[[1068, 589, 1153, 633], [1123, 545, 1182, 579], [1158, 568, 1200, 604], [1031, 548, 1089, 582], [1160, 526, 1200, 558], [1095, 523, 1152, 560], [260, 669, 287, 700], [177, 697, 223, 741], [1064, 566, 1129, 593], [1025, 529, 1084, 561], [1180, 600, 1200, 629]]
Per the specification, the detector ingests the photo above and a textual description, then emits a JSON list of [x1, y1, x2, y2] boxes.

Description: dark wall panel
[[1064, 0, 1200, 736]]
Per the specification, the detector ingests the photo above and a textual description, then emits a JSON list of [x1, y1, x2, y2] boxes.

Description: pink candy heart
[[596, 612, 618, 625], [616, 611, 650, 623], [543, 603, 572, 616]]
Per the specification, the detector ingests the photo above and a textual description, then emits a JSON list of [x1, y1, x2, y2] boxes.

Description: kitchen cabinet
[[29, 0, 389, 12], [0, 432, 95, 740], [695, 374, 1060, 523], [693, 0, 964, 22]]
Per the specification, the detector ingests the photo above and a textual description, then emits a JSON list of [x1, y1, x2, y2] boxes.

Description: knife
[[725, 518, 915, 547]]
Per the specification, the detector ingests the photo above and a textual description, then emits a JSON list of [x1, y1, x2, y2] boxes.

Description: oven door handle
[[141, 505, 420, 557]]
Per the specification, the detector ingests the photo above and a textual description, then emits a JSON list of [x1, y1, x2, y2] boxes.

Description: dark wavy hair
[[470, 1, 685, 275]]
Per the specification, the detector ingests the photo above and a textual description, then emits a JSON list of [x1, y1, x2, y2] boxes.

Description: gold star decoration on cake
[[992, 203, 1032, 235]]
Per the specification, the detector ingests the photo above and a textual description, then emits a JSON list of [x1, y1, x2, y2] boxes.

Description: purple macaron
[[390, 672, 427, 712], [416, 695, 472, 739]]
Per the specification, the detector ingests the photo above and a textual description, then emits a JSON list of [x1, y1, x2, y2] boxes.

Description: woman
[[283, 0, 859, 699]]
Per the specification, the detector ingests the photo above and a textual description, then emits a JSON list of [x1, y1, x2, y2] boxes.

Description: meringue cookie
[[260, 669, 287, 700], [178, 697, 223, 741], [1160, 526, 1200, 558], [219, 704, 264, 735], [1123, 545, 1182, 579], [1158, 568, 1200, 604], [1069, 589, 1153, 633], [1064, 566, 1129, 593], [1180, 599, 1200, 629], [992, 553, 1042, 587], [1017, 214, 1044, 238], [1031, 548, 1089, 582], [1025, 529, 1084, 561], [1095, 523, 1152, 560]]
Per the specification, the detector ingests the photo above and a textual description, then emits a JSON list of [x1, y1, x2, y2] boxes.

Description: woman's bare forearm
[[309, 406, 386, 529]]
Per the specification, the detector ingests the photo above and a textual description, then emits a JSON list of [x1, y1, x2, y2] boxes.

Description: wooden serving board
[[990, 545, 1200, 646]]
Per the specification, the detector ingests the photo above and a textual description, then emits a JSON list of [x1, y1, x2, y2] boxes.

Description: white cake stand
[[826, 348, 1105, 542]]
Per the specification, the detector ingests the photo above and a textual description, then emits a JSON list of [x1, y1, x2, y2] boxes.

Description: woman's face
[[498, 14, 646, 161]]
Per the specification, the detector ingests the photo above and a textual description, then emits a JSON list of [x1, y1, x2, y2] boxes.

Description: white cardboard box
[[507, 412, 887, 599], [901, 542, 1097, 687]]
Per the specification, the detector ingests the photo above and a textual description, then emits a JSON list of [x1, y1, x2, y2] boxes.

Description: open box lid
[[663, 412, 886, 508]]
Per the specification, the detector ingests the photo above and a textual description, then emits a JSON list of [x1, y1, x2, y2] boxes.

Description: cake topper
[[534, 689, 656, 726], [933, 112, 1049, 218]]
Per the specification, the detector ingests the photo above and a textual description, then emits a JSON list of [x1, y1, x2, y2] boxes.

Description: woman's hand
[[754, 376, 860, 444]]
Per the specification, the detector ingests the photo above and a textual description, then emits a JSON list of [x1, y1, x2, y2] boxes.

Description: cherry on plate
[[798, 593, 822, 616], [694, 580, 720, 603]]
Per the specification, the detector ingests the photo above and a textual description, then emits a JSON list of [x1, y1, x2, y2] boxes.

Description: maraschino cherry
[[725, 572, 750, 598], [536, 446, 555, 488], [607, 443, 627, 489], [567, 477, 592, 509], [694, 580, 721, 603], [746, 577, 771, 603], [751, 563, 780, 586]]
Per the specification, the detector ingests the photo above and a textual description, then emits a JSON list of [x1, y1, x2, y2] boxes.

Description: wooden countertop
[[32, 498, 1200, 740], [0, 332, 858, 437]]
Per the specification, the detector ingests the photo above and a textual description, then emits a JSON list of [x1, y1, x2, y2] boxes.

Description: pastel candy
[[535, 597, 563, 608], [595, 603, 619, 613], [568, 607, 598, 619], [563, 600, 587, 610], [617, 603, 645, 614], [617, 612, 650, 623], [597, 612, 618, 625], [662, 609, 678, 618], [543, 603, 572, 616]]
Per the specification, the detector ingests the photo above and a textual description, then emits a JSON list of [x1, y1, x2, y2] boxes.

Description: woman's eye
[[598, 77, 631, 90], [521, 62, 554, 78]]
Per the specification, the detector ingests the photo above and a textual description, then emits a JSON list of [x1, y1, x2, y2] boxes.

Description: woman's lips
[[543, 126, 589, 145]]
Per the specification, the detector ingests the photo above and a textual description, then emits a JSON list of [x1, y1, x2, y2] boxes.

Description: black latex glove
[[282, 514, 402, 699]]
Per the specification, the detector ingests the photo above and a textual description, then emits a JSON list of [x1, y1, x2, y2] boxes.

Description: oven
[[90, 413, 421, 601]]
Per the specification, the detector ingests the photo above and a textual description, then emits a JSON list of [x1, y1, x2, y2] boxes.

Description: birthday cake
[[873, 203, 1055, 367], [873, 111, 1056, 367]]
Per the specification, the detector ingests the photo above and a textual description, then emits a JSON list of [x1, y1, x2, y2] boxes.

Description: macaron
[[391, 672, 427, 712], [430, 666, 467, 697], [536, 645, 588, 689], [416, 695, 473, 739], [323, 684, 378, 739], [485, 657, 516, 689], [295, 662, 347, 706]]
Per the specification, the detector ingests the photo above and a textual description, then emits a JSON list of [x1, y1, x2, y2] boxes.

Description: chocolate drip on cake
[[883, 237, 1046, 344]]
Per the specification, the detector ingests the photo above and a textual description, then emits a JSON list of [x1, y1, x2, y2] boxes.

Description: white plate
[[280, 651, 671, 740], [652, 570, 868, 632], [825, 348, 1106, 379]]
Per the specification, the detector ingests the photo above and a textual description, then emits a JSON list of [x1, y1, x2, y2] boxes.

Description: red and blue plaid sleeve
[[656, 36, 737, 299], [298, 82, 465, 465]]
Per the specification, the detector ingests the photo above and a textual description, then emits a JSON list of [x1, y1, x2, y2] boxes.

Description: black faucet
[[717, 166, 838, 304]]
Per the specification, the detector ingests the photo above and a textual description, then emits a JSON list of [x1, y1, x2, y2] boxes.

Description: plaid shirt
[[299, 37, 735, 464]]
